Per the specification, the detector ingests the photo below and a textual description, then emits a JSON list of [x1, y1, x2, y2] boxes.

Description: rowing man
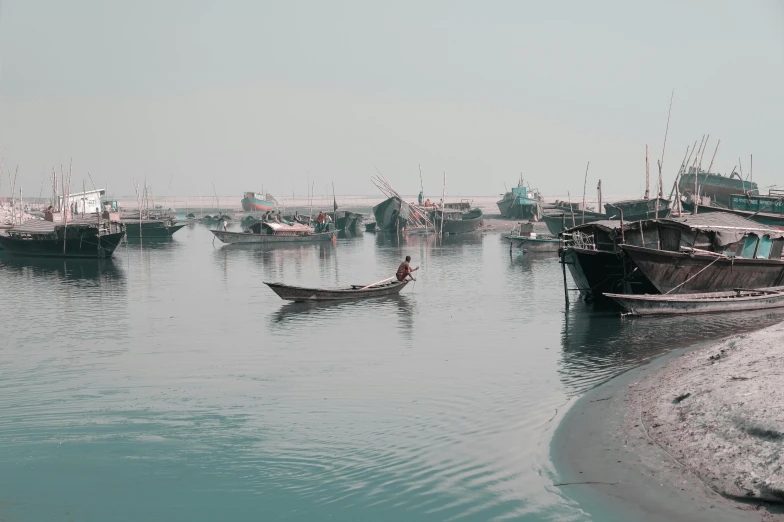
[[396, 256, 419, 282]]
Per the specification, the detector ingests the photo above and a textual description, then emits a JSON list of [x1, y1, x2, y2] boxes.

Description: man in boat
[[396, 256, 419, 282], [418, 191, 423, 205], [316, 211, 325, 232]]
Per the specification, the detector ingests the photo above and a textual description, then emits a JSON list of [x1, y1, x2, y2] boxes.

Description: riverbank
[[628, 322, 784, 508], [553, 324, 784, 521]]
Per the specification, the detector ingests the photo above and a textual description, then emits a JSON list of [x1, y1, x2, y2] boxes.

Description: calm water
[[1, 222, 782, 521]]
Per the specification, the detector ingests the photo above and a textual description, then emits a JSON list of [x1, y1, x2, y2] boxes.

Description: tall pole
[[645, 145, 650, 200], [581, 162, 589, 224], [440, 172, 446, 236], [597, 180, 602, 214], [659, 89, 674, 178]]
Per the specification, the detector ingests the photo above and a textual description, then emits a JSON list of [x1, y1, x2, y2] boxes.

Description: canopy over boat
[[247, 221, 314, 235]]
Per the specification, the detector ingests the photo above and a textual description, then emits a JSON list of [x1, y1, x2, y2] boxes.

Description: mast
[[581, 162, 589, 224], [597, 179, 602, 214], [645, 145, 650, 200]]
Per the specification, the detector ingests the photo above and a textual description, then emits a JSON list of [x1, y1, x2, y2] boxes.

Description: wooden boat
[[434, 208, 483, 234], [678, 167, 758, 207], [211, 221, 334, 244], [241, 191, 277, 212], [265, 280, 407, 301], [604, 286, 784, 316], [604, 197, 671, 221], [123, 217, 186, 238], [541, 210, 607, 235], [504, 222, 560, 252], [0, 215, 126, 258]]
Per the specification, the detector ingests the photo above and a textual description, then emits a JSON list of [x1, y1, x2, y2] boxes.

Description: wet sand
[[552, 335, 784, 522]]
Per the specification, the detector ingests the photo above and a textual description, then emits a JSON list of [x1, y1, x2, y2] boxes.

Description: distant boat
[[241, 192, 277, 212], [678, 167, 758, 207], [605, 286, 784, 316], [0, 214, 125, 258], [497, 178, 544, 219], [210, 221, 334, 244], [265, 280, 407, 301]]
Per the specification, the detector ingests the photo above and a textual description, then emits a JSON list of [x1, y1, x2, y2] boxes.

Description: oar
[[359, 276, 396, 290]]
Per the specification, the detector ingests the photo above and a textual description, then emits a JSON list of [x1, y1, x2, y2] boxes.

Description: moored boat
[[210, 221, 335, 244], [496, 178, 544, 219], [680, 190, 784, 229], [541, 209, 607, 235], [504, 222, 560, 253], [265, 280, 407, 301], [0, 214, 126, 258], [604, 197, 671, 221], [678, 167, 758, 207], [123, 217, 186, 238], [605, 286, 784, 316], [434, 208, 483, 234]]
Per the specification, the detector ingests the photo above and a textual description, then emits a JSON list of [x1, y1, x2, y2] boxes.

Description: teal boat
[[497, 178, 543, 219], [678, 168, 758, 207], [680, 190, 784, 228]]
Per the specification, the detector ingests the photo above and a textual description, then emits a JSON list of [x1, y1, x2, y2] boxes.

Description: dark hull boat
[[605, 197, 671, 221], [678, 168, 758, 207], [0, 218, 126, 258], [605, 286, 784, 316], [333, 211, 364, 233], [265, 280, 407, 301], [680, 191, 784, 229], [124, 219, 186, 238], [621, 244, 784, 294], [436, 208, 483, 234]]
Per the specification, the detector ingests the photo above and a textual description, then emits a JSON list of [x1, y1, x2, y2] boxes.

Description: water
[[1, 223, 782, 521]]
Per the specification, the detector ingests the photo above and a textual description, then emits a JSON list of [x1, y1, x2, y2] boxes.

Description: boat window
[[770, 238, 784, 260], [756, 235, 773, 259], [660, 227, 680, 252], [741, 234, 759, 258]]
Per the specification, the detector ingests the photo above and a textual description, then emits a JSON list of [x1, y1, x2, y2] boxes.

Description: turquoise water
[[1, 223, 781, 521]]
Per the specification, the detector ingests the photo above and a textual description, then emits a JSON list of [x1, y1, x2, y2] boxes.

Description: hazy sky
[[1, 1, 783, 200]]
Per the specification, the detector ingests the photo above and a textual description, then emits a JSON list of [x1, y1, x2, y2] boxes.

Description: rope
[[664, 254, 724, 294]]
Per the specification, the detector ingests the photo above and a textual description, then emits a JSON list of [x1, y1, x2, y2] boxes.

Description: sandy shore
[[553, 324, 784, 521], [628, 322, 784, 508]]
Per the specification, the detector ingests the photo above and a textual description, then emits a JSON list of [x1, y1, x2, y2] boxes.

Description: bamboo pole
[[659, 89, 674, 176], [645, 145, 650, 200], [359, 276, 396, 290], [693, 138, 708, 215], [440, 171, 446, 237], [581, 162, 589, 224]]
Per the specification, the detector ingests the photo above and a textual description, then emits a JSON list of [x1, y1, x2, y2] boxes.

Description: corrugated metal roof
[[10, 218, 101, 234]]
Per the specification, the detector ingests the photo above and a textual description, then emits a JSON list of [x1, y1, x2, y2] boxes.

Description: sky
[[0, 0, 783, 201]]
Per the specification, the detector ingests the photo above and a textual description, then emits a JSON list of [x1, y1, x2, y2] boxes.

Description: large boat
[[497, 179, 543, 219], [0, 214, 126, 258], [210, 221, 334, 244], [241, 192, 277, 212], [678, 167, 758, 207], [561, 213, 784, 300]]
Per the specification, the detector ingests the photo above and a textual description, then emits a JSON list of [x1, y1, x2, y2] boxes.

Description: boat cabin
[[58, 189, 106, 215], [564, 214, 784, 260]]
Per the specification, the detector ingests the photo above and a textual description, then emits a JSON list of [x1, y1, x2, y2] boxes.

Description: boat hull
[[241, 197, 276, 212], [440, 215, 483, 234], [497, 198, 540, 219], [605, 287, 784, 316], [562, 246, 658, 299], [124, 222, 187, 238], [622, 244, 784, 295], [0, 231, 125, 258], [211, 230, 335, 244], [265, 280, 407, 301]]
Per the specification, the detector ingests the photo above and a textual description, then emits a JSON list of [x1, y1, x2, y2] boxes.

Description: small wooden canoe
[[265, 280, 407, 301], [504, 235, 561, 253], [604, 286, 784, 316]]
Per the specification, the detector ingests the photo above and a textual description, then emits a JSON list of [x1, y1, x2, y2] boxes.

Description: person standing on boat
[[316, 211, 325, 232], [396, 256, 419, 282], [418, 191, 423, 205], [222, 218, 228, 232]]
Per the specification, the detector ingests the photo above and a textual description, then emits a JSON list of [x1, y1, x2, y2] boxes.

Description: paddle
[[359, 276, 396, 291]]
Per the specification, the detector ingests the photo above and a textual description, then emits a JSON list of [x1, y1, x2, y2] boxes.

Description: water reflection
[[559, 301, 784, 394], [270, 295, 415, 337], [0, 253, 125, 286]]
